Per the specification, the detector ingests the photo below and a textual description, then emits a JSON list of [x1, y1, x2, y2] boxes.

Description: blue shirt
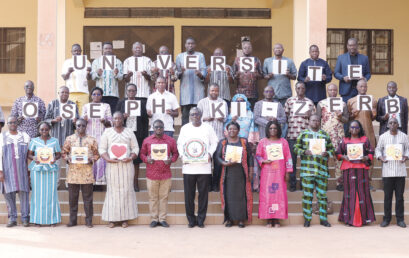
[[263, 56, 297, 100]]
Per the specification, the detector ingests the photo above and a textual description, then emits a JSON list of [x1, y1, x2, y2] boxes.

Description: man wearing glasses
[[140, 119, 179, 228]]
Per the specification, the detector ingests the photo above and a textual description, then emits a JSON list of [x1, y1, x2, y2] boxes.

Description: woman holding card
[[82, 87, 112, 188], [28, 122, 62, 226], [215, 121, 253, 228], [256, 120, 293, 227], [336, 120, 376, 227], [99, 112, 139, 228]]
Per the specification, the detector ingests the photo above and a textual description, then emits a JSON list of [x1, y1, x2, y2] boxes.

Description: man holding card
[[62, 118, 100, 228], [297, 45, 332, 106], [334, 38, 371, 103], [91, 42, 124, 114], [294, 115, 334, 227], [176, 37, 207, 126], [376, 81, 408, 136], [61, 44, 92, 114], [233, 41, 263, 109], [205, 48, 234, 106], [347, 79, 377, 148], [375, 118, 409, 228], [197, 84, 228, 191], [140, 120, 179, 228], [123, 42, 153, 98], [284, 82, 315, 191], [151, 45, 177, 93], [147, 77, 180, 137], [11, 80, 46, 138], [263, 43, 297, 107]]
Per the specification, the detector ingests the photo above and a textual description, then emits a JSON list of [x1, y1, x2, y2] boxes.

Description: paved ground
[[0, 223, 407, 258]]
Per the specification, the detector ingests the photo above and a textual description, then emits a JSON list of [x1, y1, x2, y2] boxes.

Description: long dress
[[256, 137, 293, 219], [336, 136, 376, 226], [99, 127, 139, 222], [82, 102, 112, 185], [216, 138, 253, 222], [28, 137, 61, 225]]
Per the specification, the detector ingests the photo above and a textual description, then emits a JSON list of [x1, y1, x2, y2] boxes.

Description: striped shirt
[[375, 130, 409, 177], [123, 56, 153, 98], [294, 129, 335, 178], [91, 56, 124, 98], [197, 97, 228, 141], [285, 96, 316, 140], [206, 65, 233, 101]]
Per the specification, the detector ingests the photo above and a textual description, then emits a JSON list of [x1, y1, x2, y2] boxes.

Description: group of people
[[0, 36, 407, 230]]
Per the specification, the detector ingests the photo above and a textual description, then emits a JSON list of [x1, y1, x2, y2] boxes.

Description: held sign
[[307, 66, 323, 81], [230, 102, 247, 118], [210, 102, 226, 119], [327, 98, 343, 112], [102, 55, 116, 71], [61, 104, 76, 119], [272, 59, 287, 75], [357, 95, 373, 111], [347, 65, 362, 80], [89, 103, 104, 119], [210, 56, 226, 71], [157, 55, 172, 70], [239, 57, 255, 72], [261, 102, 278, 118], [385, 98, 400, 114], [184, 55, 199, 70], [22, 102, 38, 118], [125, 100, 141, 117], [73, 55, 87, 70]]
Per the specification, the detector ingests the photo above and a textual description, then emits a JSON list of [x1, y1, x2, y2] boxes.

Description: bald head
[[24, 80, 34, 96], [327, 83, 338, 97], [273, 43, 284, 57]]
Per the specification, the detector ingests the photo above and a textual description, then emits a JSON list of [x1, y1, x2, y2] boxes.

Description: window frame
[[0, 27, 26, 74]]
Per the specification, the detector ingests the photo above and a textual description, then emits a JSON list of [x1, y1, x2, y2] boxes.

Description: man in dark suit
[[334, 38, 371, 103], [376, 81, 408, 136]]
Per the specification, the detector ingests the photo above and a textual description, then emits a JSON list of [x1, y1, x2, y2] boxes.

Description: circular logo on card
[[183, 139, 207, 159]]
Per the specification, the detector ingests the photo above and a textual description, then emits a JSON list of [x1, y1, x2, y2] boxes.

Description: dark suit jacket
[[376, 95, 408, 135], [334, 53, 371, 96]]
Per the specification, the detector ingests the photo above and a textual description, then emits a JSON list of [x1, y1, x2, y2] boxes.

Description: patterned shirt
[[197, 97, 228, 141], [151, 60, 177, 93], [294, 129, 335, 178], [123, 56, 153, 98], [140, 134, 179, 180], [11, 95, 46, 138], [91, 56, 124, 98], [232, 56, 263, 99], [285, 96, 316, 140], [62, 134, 100, 184], [263, 56, 297, 100]]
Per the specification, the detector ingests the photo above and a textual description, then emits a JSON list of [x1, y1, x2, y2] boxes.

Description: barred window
[[0, 28, 25, 73]]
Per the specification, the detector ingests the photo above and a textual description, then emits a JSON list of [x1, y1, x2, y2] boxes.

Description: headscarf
[[231, 94, 251, 111]]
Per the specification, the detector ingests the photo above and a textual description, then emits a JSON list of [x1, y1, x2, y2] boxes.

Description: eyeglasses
[[76, 124, 86, 128], [190, 113, 200, 117], [154, 126, 164, 129], [7, 121, 17, 124], [153, 149, 166, 154], [92, 93, 101, 96]]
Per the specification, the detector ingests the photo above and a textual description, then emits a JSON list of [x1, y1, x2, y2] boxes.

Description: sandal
[[108, 222, 116, 228], [225, 220, 233, 227], [266, 220, 273, 228], [273, 220, 281, 228], [122, 221, 129, 228], [238, 221, 245, 228]]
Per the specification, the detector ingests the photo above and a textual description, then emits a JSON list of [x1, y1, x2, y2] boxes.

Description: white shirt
[[62, 57, 92, 94], [177, 123, 218, 174], [0, 131, 30, 170], [123, 56, 153, 98], [146, 91, 180, 132]]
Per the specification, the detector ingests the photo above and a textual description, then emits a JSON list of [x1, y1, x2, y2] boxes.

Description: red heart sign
[[111, 144, 127, 158]]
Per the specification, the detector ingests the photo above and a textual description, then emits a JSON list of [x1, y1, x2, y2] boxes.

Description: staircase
[[1, 123, 409, 226]]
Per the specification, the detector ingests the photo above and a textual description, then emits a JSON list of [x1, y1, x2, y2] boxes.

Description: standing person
[[233, 41, 263, 109], [256, 121, 292, 228], [62, 118, 100, 228], [116, 83, 149, 192], [336, 120, 376, 227], [11, 80, 46, 139], [376, 81, 408, 136], [316, 84, 349, 191], [334, 38, 371, 103], [151, 45, 177, 93], [176, 37, 207, 125], [216, 121, 253, 228], [197, 83, 228, 192], [99, 112, 139, 228], [285, 82, 315, 191], [91, 42, 124, 114], [82, 87, 112, 187], [0, 106, 4, 132], [146, 77, 180, 137], [375, 118, 409, 228], [263, 43, 297, 107], [347, 79, 377, 150], [297, 45, 332, 106], [254, 85, 287, 139], [294, 115, 334, 227], [205, 48, 234, 106], [123, 42, 153, 98], [140, 119, 179, 228], [28, 122, 62, 226], [0, 116, 31, 227], [177, 108, 218, 228], [61, 43, 92, 114]]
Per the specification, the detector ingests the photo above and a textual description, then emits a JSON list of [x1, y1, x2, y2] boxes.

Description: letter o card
[[125, 100, 141, 117], [61, 104, 76, 120], [239, 57, 255, 72], [22, 102, 38, 118]]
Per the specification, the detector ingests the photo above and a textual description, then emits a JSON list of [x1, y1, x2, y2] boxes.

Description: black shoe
[[238, 222, 245, 228], [86, 223, 93, 228], [320, 221, 331, 227], [6, 221, 17, 228], [22, 221, 30, 227], [160, 221, 170, 228], [380, 220, 390, 227], [197, 222, 205, 228], [225, 220, 233, 227], [188, 222, 196, 228], [304, 221, 310, 227], [289, 186, 296, 192], [150, 221, 159, 228], [397, 221, 406, 228], [66, 222, 77, 227], [336, 184, 344, 192]]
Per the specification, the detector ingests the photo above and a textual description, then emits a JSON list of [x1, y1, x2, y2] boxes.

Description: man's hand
[[264, 73, 273, 80], [304, 76, 311, 83], [123, 113, 129, 119], [97, 68, 103, 76], [379, 156, 387, 163], [232, 115, 239, 122], [217, 117, 224, 122], [343, 76, 351, 83], [195, 70, 203, 79], [0, 171, 4, 182], [147, 110, 153, 117], [222, 160, 235, 167], [304, 150, 313, 156], [285, 173, 290, 183], [322, 74, 327, 81], [401, 156, 408, 163], [208, 153, 212, 163], [147, 155, 154, 164], [113, 68, 119, 76], [383, 113, 390, 121], [68, 67, 74, 74], [203, 117, 214, 122], [164, 158, 172, 165], [17, 116, 24, 123], [52, 116, 62, 123]]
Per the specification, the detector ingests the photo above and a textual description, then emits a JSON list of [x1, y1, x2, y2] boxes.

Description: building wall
[[328, 0, 409, 99]]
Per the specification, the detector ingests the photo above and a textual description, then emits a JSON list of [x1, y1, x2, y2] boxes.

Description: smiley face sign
[[266, 144, 284, 161], [71, 147, 88, 164], [347, 143, 363, 161], [151, 144, 168, 161], [37, 147, 53, 164], [385, 144, 403, 161]]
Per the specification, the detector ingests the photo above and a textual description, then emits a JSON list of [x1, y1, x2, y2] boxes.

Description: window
[[327, 29, 393, 75], [0, 28, 25, 73]]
